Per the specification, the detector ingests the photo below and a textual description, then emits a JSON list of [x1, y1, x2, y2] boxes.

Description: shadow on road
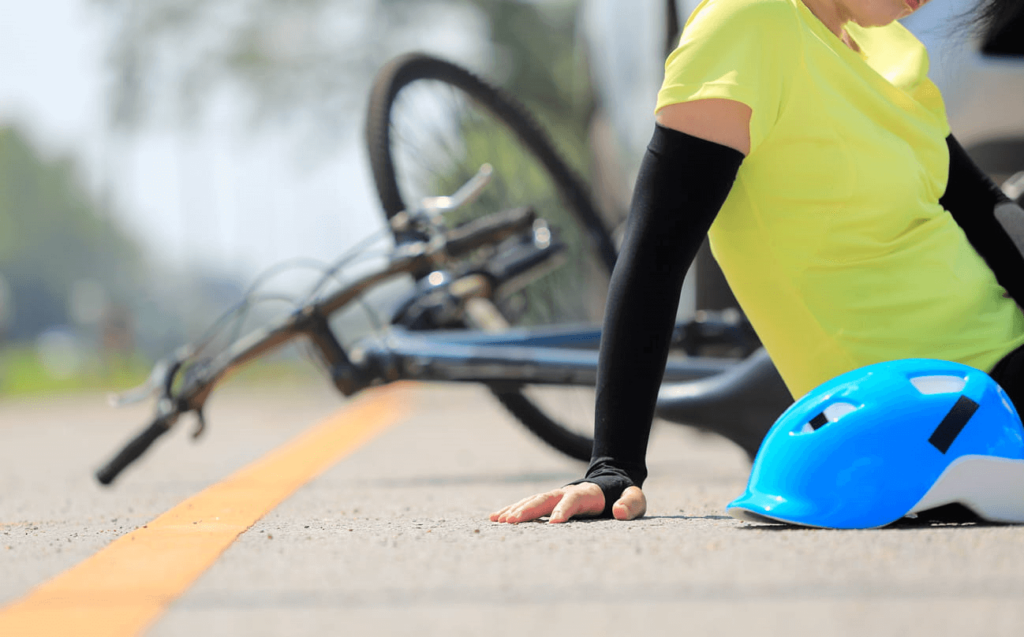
[[734, 503, 1005, 532]]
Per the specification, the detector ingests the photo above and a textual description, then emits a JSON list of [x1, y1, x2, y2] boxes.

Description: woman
[[492, 0, 1024, 525]]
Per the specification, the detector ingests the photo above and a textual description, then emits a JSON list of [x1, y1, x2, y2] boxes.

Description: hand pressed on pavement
[[489, 483, 646, 524]]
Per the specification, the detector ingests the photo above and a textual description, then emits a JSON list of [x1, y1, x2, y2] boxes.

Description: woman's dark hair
[[967, 0, 1024, 56]]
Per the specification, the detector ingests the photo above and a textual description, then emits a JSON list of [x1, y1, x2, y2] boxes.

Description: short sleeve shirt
[[657, 0, 1024, 397]]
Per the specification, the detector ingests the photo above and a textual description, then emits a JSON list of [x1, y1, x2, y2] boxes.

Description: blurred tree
[[93, 0, 460, 146], [470, 1, 594, 134], [0, 126, 143, 340], [91, 0, 595, 169]]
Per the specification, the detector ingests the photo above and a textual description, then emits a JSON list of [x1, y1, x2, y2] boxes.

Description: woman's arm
[[491, 100, 748, 524], [941, 135, 1024, 305], [570, 102, 748, 514]]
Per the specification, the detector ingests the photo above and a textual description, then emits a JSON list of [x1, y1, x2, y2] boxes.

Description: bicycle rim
[[365, 52, 614, 460]]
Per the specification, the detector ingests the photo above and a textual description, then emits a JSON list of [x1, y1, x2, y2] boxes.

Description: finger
[[489, 498, 528, 522], [489, 504, 513, 522], [499, 492, 563, 524], [491, 492, 550, 523], [548, 488, 604, 524], [508, 492, 563, 524], [611, 486, 647, 521], [547, 491, 585, 524]]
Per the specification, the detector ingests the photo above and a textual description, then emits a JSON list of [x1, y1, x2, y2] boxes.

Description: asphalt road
[[2, 379, 1024, 636]]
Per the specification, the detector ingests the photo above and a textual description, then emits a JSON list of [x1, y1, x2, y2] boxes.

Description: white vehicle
[[904, 1, 1024, 183], [582, 0, 1024, 183]]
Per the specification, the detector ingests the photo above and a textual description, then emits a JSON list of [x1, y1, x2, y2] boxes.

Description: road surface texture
[[2, 379, 1024, 636]]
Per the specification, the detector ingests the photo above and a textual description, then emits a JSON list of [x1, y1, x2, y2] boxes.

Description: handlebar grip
[[445, 207, 536, 257], [95, 416, 173, 485]]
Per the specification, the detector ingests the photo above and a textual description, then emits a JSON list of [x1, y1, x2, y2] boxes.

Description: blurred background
[[1, 0, 1021, 396]]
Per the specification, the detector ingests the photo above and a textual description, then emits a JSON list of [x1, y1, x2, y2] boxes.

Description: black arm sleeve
[[568, 124, 744, 516], [940, 135, 1024, 305]]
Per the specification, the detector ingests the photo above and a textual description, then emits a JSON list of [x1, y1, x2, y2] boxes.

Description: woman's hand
[[489, 482, 647, 524]]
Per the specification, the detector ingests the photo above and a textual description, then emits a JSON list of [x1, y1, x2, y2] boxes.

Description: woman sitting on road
[[492, 0, 1024, 524]]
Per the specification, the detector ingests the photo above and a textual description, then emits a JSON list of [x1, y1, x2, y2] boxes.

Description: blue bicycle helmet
[[727, 358, 1024, 529]]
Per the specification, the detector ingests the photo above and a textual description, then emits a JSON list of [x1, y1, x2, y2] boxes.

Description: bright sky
[[0, 0, 104, 156], [0, 0, 417, 280]]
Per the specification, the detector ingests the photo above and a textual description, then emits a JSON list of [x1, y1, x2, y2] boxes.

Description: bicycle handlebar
[[96, 408, 177, 484], [445, 206, 535, 257]]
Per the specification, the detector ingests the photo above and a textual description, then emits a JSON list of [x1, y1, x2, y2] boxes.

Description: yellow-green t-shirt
[[657, 0, 1024, 398]]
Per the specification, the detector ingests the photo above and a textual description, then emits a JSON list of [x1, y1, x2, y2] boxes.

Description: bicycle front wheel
[[364, 52, 615, 461]]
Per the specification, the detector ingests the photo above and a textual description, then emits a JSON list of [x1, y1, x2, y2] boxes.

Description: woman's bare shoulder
[[656, 100, 753, 156]]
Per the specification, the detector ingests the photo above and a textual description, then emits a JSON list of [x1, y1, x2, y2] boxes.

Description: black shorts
[[990, 343, 1024, 415]]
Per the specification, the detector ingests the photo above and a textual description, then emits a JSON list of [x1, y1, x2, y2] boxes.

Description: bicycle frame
[[341, 325, 735, 390], [341, 322, 791, 459]]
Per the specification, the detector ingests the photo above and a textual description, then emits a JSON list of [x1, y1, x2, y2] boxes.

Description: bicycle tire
[[489, 388, 593, 461], [365, 52, 613, 462]]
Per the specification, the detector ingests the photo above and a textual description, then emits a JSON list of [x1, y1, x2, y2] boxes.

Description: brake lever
[[390, 164, 494, 235], [191, 408, 207, 439], [420, 163, 493, 217], [107, 345, 193, 408]]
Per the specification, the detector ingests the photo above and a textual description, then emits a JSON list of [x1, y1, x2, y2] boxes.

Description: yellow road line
[[0, 384, 410, 637]]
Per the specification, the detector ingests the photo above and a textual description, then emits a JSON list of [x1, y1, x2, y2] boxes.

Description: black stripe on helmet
[[809, 412, 829, 430], [928, 396, 980, 454]]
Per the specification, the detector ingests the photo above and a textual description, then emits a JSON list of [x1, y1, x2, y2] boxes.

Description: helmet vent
[[794, 402, 858, 434], [910, 375, 967, 395], [824, 402, 858, 422]]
